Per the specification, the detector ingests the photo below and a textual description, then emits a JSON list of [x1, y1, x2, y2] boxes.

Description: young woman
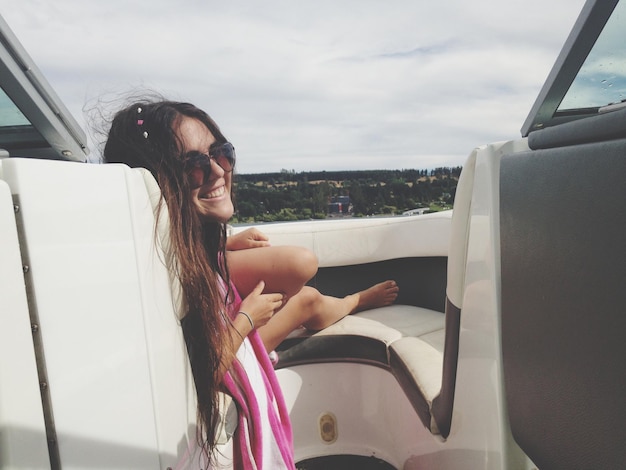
[[103, 99, 398, 468]]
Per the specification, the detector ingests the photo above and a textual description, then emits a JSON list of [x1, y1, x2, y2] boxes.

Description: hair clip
[[137, 107, 148, 138]]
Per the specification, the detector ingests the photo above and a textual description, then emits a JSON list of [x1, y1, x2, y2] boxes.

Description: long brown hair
[[103, 99, 233, 458]]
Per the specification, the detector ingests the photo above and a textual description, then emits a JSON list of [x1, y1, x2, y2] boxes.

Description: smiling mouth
[[200, 185, 226, 200]]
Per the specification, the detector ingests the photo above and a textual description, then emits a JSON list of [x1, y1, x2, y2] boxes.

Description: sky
[[1, 0, 586, 174]]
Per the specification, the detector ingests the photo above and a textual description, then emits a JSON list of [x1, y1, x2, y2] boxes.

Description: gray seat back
[[500, 111, 626, 469]]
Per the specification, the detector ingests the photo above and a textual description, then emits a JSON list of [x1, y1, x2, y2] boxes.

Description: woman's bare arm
[[218, 280, 283, 379]]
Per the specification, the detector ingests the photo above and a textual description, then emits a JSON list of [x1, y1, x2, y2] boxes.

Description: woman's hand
[[226, 228, 270, 251], [223, 280, 284, 378], [238, 281, 284, 329]]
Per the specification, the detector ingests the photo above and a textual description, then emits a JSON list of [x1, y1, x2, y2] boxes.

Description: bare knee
[[293, 286, 320, 309], [298, 287, 332, 330], [258, 246, 319, 297], [275, 247, 318, 297]]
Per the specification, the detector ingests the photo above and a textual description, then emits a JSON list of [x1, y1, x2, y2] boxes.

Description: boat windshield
[[0, 87, 29, 127], [558, 0, 626, 111], [522, 0, 625, 135], [0, 86, 48, 151], [0, 14, 88, 161]]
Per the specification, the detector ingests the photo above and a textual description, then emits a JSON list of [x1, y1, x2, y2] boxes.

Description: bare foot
[[348, 280, 399, 314]]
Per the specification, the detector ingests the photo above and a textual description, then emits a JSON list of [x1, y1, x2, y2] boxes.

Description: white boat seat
[[278, 306, 444, 366], [389, 337, 444, 434], [1, 158, 201, 469], [355, 305, 445, 339], [0, 169, 51, 468], [275, 150, 477, 437]]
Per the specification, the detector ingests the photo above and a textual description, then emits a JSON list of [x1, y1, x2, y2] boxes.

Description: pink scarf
[[221, 281, 295, 470]]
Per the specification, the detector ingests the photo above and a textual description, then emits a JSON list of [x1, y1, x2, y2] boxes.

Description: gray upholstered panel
[[500, 138, 626, 469], [528, 106, 626, 150]]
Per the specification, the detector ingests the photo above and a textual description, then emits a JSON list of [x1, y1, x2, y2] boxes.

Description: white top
[[212, 338, 288, 470]]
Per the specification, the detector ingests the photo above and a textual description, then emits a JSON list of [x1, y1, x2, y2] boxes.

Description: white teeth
[[201, 186, 225, 199]]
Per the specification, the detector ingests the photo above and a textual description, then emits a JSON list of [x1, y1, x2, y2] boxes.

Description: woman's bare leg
[[226, 243, 399, 351], [227, 245, 318, 298], [258, 281, 399, 352]]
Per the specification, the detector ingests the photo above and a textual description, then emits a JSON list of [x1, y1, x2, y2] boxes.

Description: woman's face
[[177, 116, 234, 223]]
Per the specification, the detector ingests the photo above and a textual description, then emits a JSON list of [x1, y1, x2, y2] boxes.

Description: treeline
[[232, 166, 462, 223]]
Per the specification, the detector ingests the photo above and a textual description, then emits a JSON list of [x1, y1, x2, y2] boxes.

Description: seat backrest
[[500, 118, 626, 468], [0, 168, 51, 468], [430, 148, 477, 438], [1, 158, 199, 469]]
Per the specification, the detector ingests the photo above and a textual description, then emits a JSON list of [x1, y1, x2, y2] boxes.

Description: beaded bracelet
[[237, 311, 254, 330]]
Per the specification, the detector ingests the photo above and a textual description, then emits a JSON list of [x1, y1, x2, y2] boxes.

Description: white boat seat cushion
[[355, 305, 445, 341], [389, 338, 444, 401], [1, 158, 200, 469], [0, 176, 50, 468], [275, 149, 477, 437]]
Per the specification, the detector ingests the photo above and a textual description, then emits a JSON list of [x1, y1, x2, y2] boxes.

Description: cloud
[[1, 0, 586, 173]]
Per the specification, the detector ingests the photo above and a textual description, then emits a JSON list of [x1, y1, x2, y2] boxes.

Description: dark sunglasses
[[183, 142, 236, 188]]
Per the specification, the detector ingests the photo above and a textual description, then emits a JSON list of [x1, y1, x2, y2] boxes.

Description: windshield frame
[[521, 0, 620, 137], [0, 14, 88, 161]]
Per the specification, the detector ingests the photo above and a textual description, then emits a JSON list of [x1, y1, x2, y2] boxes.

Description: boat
[[1, 0, 624, 468]]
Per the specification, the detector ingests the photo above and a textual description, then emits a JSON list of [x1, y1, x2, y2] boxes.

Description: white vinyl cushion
[[2, 158, 199, 469], [0, 178, 50, 468], [233, 211, 452, 268]]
